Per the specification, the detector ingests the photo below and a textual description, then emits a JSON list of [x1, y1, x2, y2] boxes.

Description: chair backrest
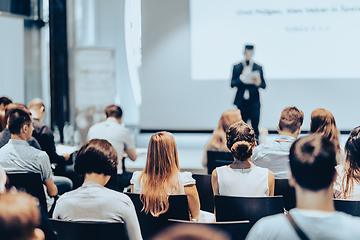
[[207, 151, 233, 174], [192, 174, 214, 213], [168, 219, 251, 240], [125, 192, 190, 239], [274, 178, 296, 211], [50, 219, 127, 240], [334, 199, 360, 217], [215, 195, 284, 227], [6, 173, 47, 213]]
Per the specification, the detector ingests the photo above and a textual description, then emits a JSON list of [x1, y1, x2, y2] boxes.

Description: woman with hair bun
[[211, 121, 274, 196]]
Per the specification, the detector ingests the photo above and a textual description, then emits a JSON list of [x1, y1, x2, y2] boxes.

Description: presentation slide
[[190, 0, 360, 80]]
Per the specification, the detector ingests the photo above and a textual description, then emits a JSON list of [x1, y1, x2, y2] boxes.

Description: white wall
[[0, 16, 24, 104], [140, 0, 360, 131]]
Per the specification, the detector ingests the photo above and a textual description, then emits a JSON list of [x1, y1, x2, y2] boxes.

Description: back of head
[[141, 132, 181, 216], [345, 126, 360, 167], [226, 121, 256, 161], [218, 109, 242, 133], [75, 139, 118, 176], [289, 134, 337, 191], [105, 105, 122, 119], [310, 108, 339, 144], [278, 106, 304, 133], [4, 103, 27, 127], [0, 97, 12, 108], [28, 99, 45, 112], [8, 108, 32, 135], [0, 192, 42, 240], [152, 224, 230, 240]]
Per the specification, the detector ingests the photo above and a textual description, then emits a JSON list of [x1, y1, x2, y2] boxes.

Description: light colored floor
[[125, 133, 351, 175]]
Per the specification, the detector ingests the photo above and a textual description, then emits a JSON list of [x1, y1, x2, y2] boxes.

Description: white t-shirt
[[246, 208, 360, 240], [334, 165, 360, 200], [216, 165, 269, 196], [130, 171, 195, 194], [87, 118, 135, 174]]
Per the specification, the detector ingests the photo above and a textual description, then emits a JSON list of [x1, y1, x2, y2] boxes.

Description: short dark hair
[[289, 134, 337, 191], [226, 121, 256, 161], [245, 44, 254, 50], [75, 139, 118, 176], [8, 109, 32, 135], [0, 97, 12, 107], [105, 105, 123, 119], [0, 192, 41, 240], [278, 107, 304, 133], [4, 103, 28, 125]]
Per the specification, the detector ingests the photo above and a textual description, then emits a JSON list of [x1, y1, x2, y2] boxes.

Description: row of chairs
[[6, 173, 360, 239]]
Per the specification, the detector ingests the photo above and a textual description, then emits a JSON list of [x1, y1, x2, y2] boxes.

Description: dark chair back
[[274, 178, 296, 211], [125, 193, 190, 239], [50, 219, 127, 240], [6, 173, 47, 213], [334, 199, 360, 217], [207, 151, 233, 174], [192, 174, 214, 213], [168, 219, 251, 240], [215, 195, 284, 227]]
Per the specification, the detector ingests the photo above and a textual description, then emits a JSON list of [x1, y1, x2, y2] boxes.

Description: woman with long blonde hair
[[130, 132, 200, 220]]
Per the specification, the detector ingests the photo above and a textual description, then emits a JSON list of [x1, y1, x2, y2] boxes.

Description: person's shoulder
[[104, 188, 134, 205], [253, 62, 263, 69], [233, 62, 243, 68], [246, 213, 288, 240]]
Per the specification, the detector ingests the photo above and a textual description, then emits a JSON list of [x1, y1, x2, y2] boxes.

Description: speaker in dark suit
[[230, 45, 266, 139]]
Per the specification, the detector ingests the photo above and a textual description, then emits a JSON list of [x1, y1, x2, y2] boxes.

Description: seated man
[[0, 108, 58, 199], [252, 106, 304, 179], [53, 139, 142, 240], [87, 105, 137, 190], [0, 96, 12, 111], [0, 191, 45, 240], [246, 134, 360, 239], [0, 103, 41, 149], [28, 99, 72, 176]]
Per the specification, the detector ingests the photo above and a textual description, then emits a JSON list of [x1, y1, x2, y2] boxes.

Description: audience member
[[310, 108, 344, 165], [152, 224, 230, 240], [246, 134, 360, 239], [252, 106, 304, 179], [202, 109, 241, 168], [0, 108, 58, 201], [0, 103, 41, 149], [0, 191, 45, 240], [0, 96, 12, 111], [28, 99, 72, 176], [334, 126, 360, 199], [0, 110, 5, 133], [212, 121, 274, 196], [53, 139, 142, 240], [130, 132, 200, 220], [87, 104, 137, 190]]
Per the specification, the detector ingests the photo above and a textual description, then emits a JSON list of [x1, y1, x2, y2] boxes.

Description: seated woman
[[202, 110, 241, 168], [53, 139, 142, 240], [334, 126, 360, 199], [310, 108, 344, 165], [130, 132, 200, 221], [212, 121, 275, 196]]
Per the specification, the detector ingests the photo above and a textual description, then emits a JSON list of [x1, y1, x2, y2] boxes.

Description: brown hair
[[0, 192, 41, 240], [139, 132, 181, 217], [105, 105, 123, 119], [226, 121, 256, 161], [310, 108, 340, 153], [278, 107, 304, 133], [341, 126, 360, 198]]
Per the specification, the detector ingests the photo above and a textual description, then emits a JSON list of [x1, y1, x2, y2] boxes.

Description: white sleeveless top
[[216, 166, 269, 196], [130, 171, 195, 194]]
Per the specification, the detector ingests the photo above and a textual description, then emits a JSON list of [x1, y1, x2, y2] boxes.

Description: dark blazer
[[32, 119, 66, 173], [231, 62, 266, 109]]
